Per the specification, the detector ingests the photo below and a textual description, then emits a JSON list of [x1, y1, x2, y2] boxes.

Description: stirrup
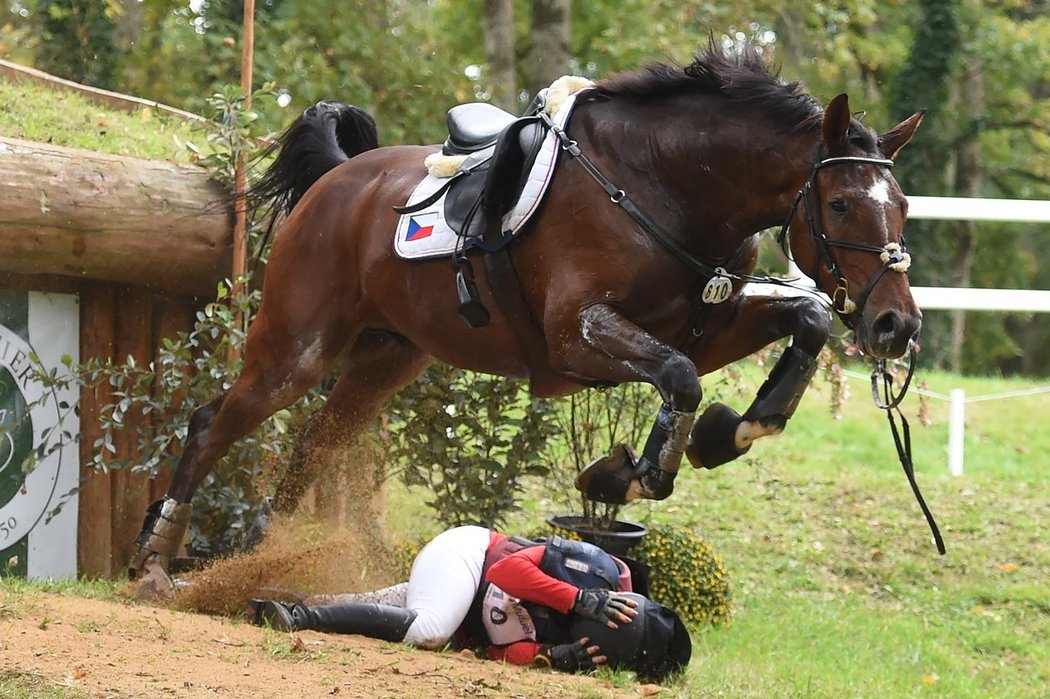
[[454, 258, 490, 328]]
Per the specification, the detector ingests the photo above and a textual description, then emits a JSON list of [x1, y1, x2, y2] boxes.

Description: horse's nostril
[[873, 310, 900, 338]]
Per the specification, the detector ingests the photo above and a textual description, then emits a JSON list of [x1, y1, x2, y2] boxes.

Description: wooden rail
[[0, 136, 231, 297]]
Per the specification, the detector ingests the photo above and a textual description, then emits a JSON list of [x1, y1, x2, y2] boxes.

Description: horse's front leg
[[686, 293, 831, 469], [551, 303, 701, 505]]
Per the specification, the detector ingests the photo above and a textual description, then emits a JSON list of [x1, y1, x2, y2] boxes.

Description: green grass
[[3, 363, 1047, 698], [0, 75, 202, 161], [493, 360, 1050, 698], [0, 673, 90, 699]]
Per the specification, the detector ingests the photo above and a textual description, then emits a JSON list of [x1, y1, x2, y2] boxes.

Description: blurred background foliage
[[2, 0, 1046, 375], [2, 0, 1048, 547]]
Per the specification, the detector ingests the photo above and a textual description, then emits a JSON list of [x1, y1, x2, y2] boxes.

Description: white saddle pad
[[393, 93, 579, 260]]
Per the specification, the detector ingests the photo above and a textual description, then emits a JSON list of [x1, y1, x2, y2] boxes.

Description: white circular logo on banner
[[0, 324, 64, 545]]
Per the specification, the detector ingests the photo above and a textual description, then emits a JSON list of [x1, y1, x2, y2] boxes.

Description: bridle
[[776, 151, 912, 329], [777, 152, 942, 555]]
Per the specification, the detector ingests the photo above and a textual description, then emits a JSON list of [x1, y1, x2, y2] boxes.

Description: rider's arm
[[485, 640, 543, 665], [486, 546, 577, 614]]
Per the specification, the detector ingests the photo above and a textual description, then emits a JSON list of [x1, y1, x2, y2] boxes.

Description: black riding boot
[[249, 600, 418, 643]]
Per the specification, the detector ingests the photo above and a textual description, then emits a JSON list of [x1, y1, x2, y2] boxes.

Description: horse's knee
[[657, 354, 700, 411], [792, 297, 832, 354]]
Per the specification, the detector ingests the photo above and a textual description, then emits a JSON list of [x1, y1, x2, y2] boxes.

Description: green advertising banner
[[0, 289, 79, 579]]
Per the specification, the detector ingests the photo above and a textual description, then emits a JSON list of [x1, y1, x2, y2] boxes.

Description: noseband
[[777, 154, 912, 328]]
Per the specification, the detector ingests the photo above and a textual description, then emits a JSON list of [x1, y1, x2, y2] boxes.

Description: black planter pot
[[546, 514, 648, 557]]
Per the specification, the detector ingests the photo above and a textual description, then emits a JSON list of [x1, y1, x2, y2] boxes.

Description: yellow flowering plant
[[633, 524, 732, 627]]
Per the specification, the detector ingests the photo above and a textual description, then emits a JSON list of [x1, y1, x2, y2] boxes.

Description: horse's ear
[[879, 109, 925, 160], [822, 93, 851, 148]]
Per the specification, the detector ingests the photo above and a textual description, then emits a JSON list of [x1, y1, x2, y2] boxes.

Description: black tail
[[249, 100, 379, 218]]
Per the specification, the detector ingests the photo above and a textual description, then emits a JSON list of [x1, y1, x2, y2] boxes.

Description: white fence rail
[[903, 196, 1050, 475], [907, 195, 1050, 223], [774, 194, 1050, 475], [908, 194, 1050, 313], [910, 286, 1050, 312]]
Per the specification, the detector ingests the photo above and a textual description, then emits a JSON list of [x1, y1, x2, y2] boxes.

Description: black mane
[[591, 42, 822, 132]]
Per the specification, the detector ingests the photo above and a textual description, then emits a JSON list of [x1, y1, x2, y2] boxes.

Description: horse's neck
[[578, 103, 817, 250]]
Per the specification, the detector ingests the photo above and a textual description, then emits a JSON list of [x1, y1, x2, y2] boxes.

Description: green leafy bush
[[385, 363, 557, 529]]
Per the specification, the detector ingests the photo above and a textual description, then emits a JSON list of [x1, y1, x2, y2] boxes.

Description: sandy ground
[[0, 518, 657, 699], [0, 588, 645, 699]]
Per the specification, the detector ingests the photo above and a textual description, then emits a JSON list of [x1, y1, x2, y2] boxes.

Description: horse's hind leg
[[268, 330, 432, 517], [129, 319, 354, 595]]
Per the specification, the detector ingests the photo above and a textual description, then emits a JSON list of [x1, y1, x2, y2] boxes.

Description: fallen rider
[[246, 525, 691, 680]]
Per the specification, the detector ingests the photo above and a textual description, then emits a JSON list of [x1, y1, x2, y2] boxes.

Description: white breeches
[[401, 525, 489, 649]]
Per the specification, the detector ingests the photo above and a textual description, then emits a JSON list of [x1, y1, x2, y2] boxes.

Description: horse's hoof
[[574, 444, 638, 505], [686, 403, 751, 469], [134, 554, 176, 602]]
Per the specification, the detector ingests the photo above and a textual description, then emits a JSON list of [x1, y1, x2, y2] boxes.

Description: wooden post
[[108, 287, 154, 572], [230, 0, 256, 362], [76, 282, 117, 578]]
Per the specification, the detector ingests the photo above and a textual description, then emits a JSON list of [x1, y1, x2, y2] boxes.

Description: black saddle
[[397, 102, 548, 242], [443, 107, 546, 239], [443, 103, 518, 155], [394, 98, 554, 328]]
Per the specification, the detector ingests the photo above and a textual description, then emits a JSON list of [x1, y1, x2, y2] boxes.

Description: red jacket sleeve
[[485, 546, 578, 614], [486, 640, 544, 665]]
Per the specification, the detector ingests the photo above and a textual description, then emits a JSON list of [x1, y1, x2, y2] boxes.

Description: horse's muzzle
[[863, 307, 922, 358]]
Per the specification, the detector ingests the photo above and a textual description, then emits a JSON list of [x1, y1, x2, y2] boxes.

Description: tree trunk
[[483, 0, 517, 112], [525, 0, 571, 99], [947, 56, 983, 372], [0, 137, 231, 297]]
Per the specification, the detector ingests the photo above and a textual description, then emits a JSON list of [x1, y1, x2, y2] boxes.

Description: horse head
[[785, 93, 924, 359]]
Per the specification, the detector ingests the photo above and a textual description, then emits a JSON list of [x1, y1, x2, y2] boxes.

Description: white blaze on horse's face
[[864, 173, 895, 241], [867, 178, 891, 205]]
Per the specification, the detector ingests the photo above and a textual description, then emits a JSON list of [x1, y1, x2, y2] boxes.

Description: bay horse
[[130, 43, 923, 594]]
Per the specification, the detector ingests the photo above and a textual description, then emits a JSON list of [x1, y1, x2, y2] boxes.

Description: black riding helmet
[[569, 592, 691, 681]]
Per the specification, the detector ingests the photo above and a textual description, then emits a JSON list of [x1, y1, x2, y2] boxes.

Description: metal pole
[[948, 388, 965, 476]]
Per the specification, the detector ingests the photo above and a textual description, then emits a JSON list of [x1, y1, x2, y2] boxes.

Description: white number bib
[[481, 584, 536, 645]]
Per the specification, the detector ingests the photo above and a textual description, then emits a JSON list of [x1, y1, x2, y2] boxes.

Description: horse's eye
[[829, 199, 849, 214]]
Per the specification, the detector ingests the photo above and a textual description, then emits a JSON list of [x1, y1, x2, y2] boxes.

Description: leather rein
[[779, 154, 944, 554], [540, 110, 944, 554]]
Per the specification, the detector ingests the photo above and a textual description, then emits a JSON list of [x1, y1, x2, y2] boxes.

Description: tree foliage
[[4, 0, 1050, 541]]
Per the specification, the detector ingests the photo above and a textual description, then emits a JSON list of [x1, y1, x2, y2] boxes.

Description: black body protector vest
[[460, 535, 622, 648]]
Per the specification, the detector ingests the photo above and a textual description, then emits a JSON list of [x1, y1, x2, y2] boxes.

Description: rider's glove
[[533, 639, 599, 673], [572, 588, 634, 627]]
